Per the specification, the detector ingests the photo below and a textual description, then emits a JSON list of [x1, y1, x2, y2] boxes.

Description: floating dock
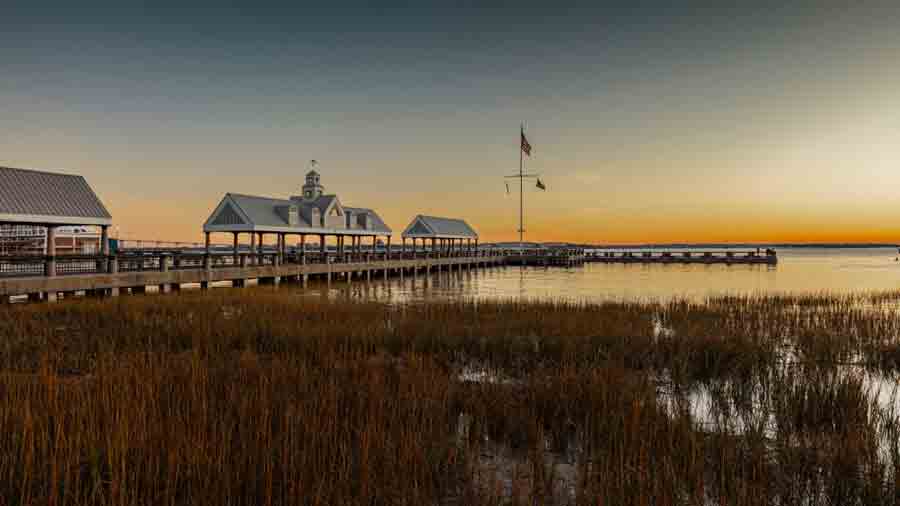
[[586, 250, 777, 265]]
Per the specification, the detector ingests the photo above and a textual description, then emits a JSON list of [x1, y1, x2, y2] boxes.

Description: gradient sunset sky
[[2, 3, 899, 244]]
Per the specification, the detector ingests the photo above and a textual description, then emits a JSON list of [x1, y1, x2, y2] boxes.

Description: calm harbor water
[[309, 247, 900, 303]]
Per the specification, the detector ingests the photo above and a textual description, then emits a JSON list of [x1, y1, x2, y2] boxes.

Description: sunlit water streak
[[287, 247, 900, 304]]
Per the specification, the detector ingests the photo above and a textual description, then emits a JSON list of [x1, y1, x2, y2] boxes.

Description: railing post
[[109, 256, 119, 274], [160, 254, 169, 273]]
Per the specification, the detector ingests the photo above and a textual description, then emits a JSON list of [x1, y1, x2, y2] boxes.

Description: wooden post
[[100, 225, 110, 272], [386, 236, 391, 261], [46, 225, 57, 277], [300, 234, 306, 264], [257, 232, 264, 265], [250, 232, 257, 265], [203, 232, 212, 271], [233, 232, 239, 266]]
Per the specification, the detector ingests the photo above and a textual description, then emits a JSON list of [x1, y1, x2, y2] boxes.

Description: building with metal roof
[[402, 215, 478, 240], [0, 166, 113, 279], [0, 166, 112, 226], [401, 215, 479, 253], [203, 170, 393, 257]]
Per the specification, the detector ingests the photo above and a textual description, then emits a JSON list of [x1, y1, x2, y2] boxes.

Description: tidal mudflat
[[3, 289, 900, 504]]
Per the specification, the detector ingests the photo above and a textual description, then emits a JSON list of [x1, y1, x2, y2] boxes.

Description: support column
[[300, 234, 306, 264], [203, 232, 211, 271], [250, 232, 257, 265], [257, 232, 265, 265], [158, 253, 171, 293], [46, 225, 57, 277], [233, 232, 240, 265], [386, 236, 391, 261], [100, 225, 110, 272]]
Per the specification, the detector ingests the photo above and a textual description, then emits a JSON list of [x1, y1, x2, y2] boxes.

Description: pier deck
[[508, 249, 586, 267], [0, 250, 506, 302], [587, 250, 777, 265]]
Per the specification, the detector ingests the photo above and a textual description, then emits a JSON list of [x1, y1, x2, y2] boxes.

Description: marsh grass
[[4, 288, 900, 504]]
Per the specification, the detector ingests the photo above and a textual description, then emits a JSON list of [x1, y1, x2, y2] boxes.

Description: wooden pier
[[509, 248, 586, 267], [0, 249, 507, 302], [586, 250, 777, 265]]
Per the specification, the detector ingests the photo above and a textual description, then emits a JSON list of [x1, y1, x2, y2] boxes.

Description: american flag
[[520, 130, 532, 156]]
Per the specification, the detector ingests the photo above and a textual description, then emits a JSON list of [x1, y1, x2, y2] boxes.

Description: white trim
[[0, 213, 112, 226], [325, 196, 344, 217], [400, 215, 434, 237], [202, 195, 252, 228], [402, 233, 478, 239], [204, 224, 392, 235]]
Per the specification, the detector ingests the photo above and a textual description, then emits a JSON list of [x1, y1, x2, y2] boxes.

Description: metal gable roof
[[344, 206, 392, 234], [227, 193, 312, 228], [204, 193, 392, 234], [402, 215, 478, 239], [0, 166, 112, 225]]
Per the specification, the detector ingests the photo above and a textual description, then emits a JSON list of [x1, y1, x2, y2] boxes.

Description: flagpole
[[519, 123, 524, 262]]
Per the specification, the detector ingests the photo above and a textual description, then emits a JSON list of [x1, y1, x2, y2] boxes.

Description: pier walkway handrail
[[0, 247, 509, 280], [586, 249, 776, 258]]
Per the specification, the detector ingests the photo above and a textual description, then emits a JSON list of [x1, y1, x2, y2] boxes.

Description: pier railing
[[0, 248, 509, 279], [586, 249, 777, 264]]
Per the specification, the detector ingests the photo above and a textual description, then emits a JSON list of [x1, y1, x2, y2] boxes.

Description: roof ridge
[[0, 166, 87, 179], [422, 215, 464, 221], [228, 192, 290, 201]]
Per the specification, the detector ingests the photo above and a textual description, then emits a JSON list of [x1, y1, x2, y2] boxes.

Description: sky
[[2, 2, 899, 244]]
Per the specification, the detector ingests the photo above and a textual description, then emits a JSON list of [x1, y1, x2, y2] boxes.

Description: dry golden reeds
[[1, 289, 900, 504]]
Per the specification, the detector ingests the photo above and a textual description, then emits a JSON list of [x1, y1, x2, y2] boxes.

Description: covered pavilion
[[400, 215, 479, 256]]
